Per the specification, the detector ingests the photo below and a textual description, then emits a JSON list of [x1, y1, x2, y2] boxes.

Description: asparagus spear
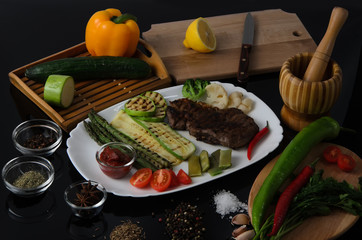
[[88, 110, 172, 169], [84, 119, 159, 171]]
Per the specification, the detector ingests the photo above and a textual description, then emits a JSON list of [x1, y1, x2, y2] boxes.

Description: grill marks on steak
[[167, 98, 259, 149]]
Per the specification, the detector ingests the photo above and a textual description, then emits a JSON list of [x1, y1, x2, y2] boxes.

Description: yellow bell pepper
[[85, 8, 140, 57]]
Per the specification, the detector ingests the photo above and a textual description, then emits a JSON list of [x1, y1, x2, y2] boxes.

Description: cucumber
[[218, 149, 232, 169], [211, 149, 232, 169], [207, 149, 232, 176], [25, 56, 152, 83], [43, 74, 74, 108], [124, 96, 156, 117], [200, 150, 210, 172], [111, 110, 182, 165], [188, 154, 202, 177], [208, 152, 223, 177]]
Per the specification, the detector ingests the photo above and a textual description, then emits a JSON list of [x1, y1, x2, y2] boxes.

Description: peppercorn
[[163, 202, 205, 240], [22, 133, 56, 149]]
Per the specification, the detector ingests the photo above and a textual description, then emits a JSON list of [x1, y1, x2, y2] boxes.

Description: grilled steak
[[166, 98, 259, 149]]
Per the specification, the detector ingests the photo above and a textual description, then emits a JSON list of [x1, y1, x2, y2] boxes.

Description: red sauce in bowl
[[98, 146, 133, 178], [100, 146, 132, 166]]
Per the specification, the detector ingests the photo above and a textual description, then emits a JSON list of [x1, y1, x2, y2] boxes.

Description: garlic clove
[[234, 230, 255, 240], [232, 225, 248, 238], [231, 213, 250, 226]]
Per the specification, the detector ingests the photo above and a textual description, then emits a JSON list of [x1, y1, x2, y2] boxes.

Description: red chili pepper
[[247, 121, 269, 160], [267, 159, 318, 236]]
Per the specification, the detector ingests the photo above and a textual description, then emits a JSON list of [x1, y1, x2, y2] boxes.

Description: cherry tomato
[[130, 168, 152, 188], [176, 169, 192, 184], [150, 169, 171, 192], [323, 145, 341, 163], [337, 154, 356, 172], [169, 169, 179, 187]]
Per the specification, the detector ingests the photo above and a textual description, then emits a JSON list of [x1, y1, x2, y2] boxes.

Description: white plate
[[66, 81, 283, 197]]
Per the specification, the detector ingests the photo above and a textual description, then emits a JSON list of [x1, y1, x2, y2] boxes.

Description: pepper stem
[[111, 13, 137, 24], [310, 157, 320, 169]]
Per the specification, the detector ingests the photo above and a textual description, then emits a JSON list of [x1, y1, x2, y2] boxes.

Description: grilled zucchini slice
[[134, 106, 166, 122], [135, 91, 167, 122], [134, 119, 196, 160], [142, 91, 167, 109], [111, 110, 182, 165], [124, 96, 156, 117]]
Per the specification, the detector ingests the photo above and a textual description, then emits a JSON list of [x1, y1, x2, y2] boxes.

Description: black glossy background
[[1, 0, 361, 239]]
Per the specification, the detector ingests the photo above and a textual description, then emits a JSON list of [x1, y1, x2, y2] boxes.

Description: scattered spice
[[74, 180, 102, 207], [110, 220, 146, 240], [13, 170, 46, 189], [22, 133, 56, 149], [213, 189, 248, 218], [164, 202, 205, 240]]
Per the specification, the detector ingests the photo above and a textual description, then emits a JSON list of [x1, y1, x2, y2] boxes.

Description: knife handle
[[237, 43, 252, 87]]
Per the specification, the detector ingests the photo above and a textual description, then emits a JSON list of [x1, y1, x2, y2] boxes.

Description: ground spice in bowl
[[109, 220, 145, 240], [13, 170, 46, 189]]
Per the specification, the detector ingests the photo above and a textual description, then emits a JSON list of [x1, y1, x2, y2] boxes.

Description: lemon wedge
[[183, 17, 216, 53]]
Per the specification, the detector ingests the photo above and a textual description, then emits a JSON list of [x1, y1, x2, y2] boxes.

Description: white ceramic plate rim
[[66, 81, 283, 197]]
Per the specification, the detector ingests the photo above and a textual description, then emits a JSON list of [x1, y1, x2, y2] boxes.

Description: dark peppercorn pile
[[164, 202, 205, 240], [22, 133, 56, 149]]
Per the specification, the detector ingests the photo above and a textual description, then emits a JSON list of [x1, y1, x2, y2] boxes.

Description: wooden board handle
[[303, 7, 348, 82]]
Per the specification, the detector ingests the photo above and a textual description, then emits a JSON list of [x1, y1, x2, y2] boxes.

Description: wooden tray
[[9, 39, 172, 132], [248, 143, 361, 240], [143, 9, 317, 84]]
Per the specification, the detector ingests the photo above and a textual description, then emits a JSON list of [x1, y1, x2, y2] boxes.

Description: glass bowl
[[12, 119, 63, 156], [2, 155, 55, 197], [64, 180, 107, 219], [95, 142, 136, 179]]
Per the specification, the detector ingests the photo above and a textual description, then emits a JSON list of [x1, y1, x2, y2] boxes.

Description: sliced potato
[[227, 91, 244, 108], [238, 97, 253, 113], [204, 83, 228, 109]]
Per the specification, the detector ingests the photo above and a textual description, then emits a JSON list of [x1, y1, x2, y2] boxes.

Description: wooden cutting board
[[248, 143, 361, 240], [143, 9, 317, 84]]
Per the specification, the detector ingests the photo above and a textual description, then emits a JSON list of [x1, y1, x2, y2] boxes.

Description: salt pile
[[213, 189, 248, 218]]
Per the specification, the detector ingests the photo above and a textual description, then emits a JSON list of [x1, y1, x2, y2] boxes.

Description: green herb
[[13, 170, 46, 189], [182, 78, 210, 101], [254, 171, 362, 240]]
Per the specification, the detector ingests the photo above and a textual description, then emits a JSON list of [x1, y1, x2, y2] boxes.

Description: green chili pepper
[[251, 116, 340, 233]]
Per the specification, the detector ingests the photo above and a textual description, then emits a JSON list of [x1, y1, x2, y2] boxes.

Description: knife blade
[[237, 12, 254, 87]]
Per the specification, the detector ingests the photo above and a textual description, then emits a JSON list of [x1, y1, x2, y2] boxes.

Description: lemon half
[[183, 17, 216, 53]]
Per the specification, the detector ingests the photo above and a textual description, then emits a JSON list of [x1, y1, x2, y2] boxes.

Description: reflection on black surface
[[10, 84, 48, 121], [67, 213, 107, 240], [46, 152, 64, 181], [6, 191, 56, 223]]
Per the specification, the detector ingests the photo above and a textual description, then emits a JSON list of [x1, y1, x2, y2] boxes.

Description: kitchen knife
[[237, 12, 254, 87]]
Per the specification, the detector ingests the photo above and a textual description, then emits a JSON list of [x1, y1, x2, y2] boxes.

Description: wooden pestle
[[303, 7, 348, 82]]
